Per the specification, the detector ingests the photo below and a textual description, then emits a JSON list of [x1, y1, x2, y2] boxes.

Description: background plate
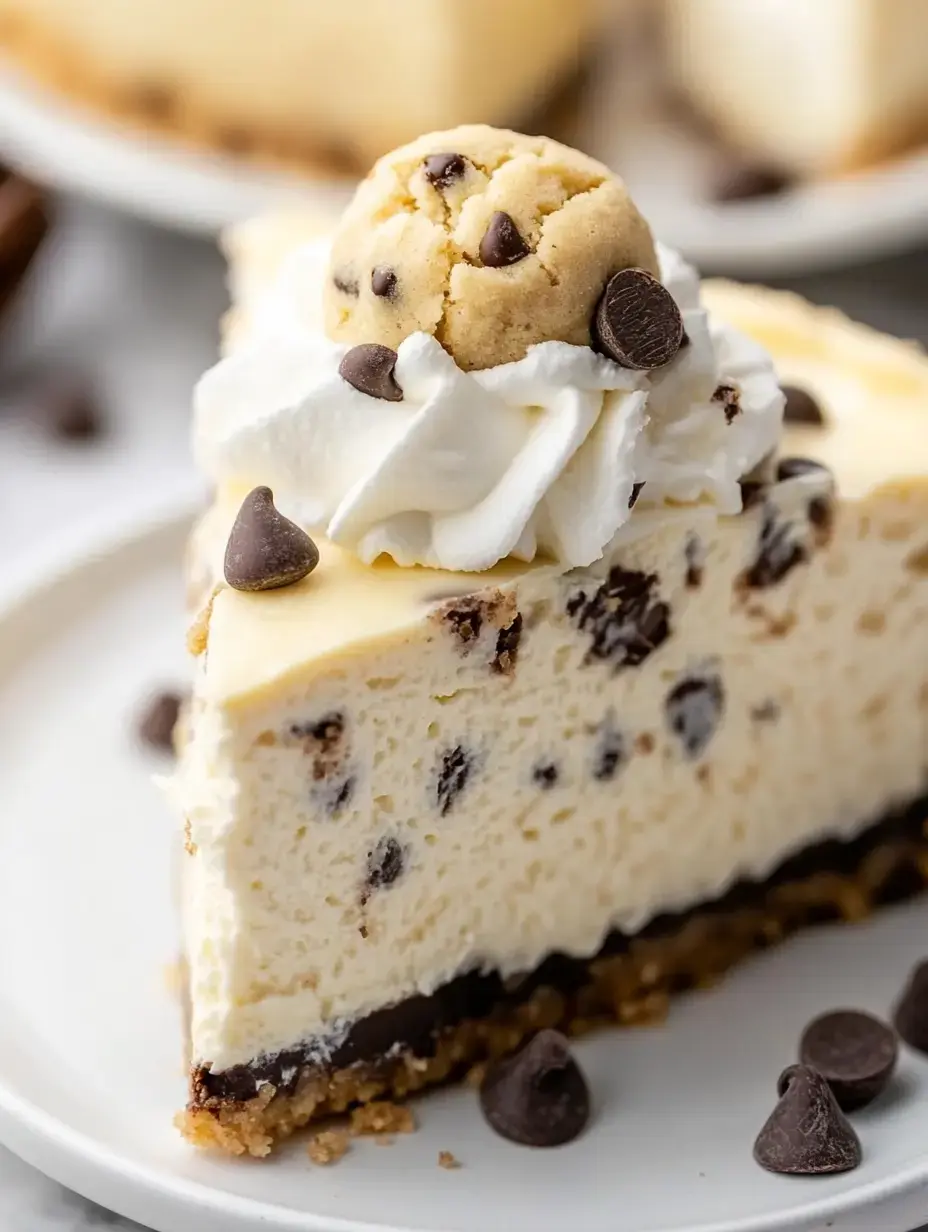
[[1, 505, 928, 1232], [2, 53, 928, 274]]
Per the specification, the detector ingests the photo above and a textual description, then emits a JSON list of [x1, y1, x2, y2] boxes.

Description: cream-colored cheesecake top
[[194, 279, 928, 706]]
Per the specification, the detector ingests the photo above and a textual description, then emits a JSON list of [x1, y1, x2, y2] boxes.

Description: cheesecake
[[663, 0, 928, 175], [173, 125, 928, 1157], [0, 0, 597, 170]]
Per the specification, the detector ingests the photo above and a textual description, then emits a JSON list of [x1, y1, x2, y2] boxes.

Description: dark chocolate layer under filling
[[194, 792, 928, 1106]]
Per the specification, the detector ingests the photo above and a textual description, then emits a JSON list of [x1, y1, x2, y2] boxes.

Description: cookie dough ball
[[323, 125, 658, 372]]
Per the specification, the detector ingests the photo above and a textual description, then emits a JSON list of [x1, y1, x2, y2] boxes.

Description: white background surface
[[1, 196, 928, 1231]]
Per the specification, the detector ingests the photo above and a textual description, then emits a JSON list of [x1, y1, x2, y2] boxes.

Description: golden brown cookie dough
[[323, 125, 658, 371]]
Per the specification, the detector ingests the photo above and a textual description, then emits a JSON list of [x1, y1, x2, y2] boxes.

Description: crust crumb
[[307, 1128, 350, 1164], [438, 1150, 461, 1169], [187, 586, 221, 656], [350, 1101, 415, 1136]]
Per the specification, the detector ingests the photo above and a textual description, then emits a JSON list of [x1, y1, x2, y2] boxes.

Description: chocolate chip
[[799, 1010, 898, 1111], [436, 745, 472, 816], [739, 480, 767, 511], [712, 383, 741, 424], [776, 456, 829, 482], [443, 600, 483, 647], [137, 689, 184, 754], [328, 777, 355, 816], [366, 836, 405, 892], [339, 343, 403, 401], [290, 712, 345, 749], [568, 567, 671, 671], [713, 162, 793, 204], [685, 534, 704, 588], [755, 1066, 861, 1175], [479, 211, 530, 269], [742, 505, 806, 589], [893, 959, 928, 1053], [592, 719, 626, 782], [493, 614, 522, 675], [0, 169, 50, 323], [533, 762, 559, 790], [593, 268, 684, 371], [332, 270, 359, 297], [809, 495, 834, 540], [783, 385, 825, 426], [423, 152, 468, 189], [629, 482, 645, 509], [371, 266, 397, 300], [666, 673, 724, 759], [223, 486, 320, 592], [40, 378, 104, 441], [480, 1030, 590, 1148]]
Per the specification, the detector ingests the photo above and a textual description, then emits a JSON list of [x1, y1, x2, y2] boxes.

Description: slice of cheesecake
[[0, 0, 598, 169], [175, 126, 928, 1157], [662, 0, 928, 175]]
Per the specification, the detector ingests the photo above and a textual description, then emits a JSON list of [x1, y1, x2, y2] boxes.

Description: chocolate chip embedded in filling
[[742, 504, 807, 590], [532, 761, 559, 790], [776, 456, 830, 482], [591, 719, 626, 782], [628, 482, 645, 509], [751, 698, 781, 724], [442, 599, 484, 647], [365, 835, 406, 894], [592, 268, 684, 371], [567, 566, 671, 671], [332, 270, 360, 298], [492, 614, 522, 675], [782, 385, 825, 426], [423, 152, 469, 190], [684, 533, 704, 589], [436, 745, 472, 816], [288, 711, 349, 792], [479, 211, 530, 268], [712, 383, 742, 424], [339, 343, 404, 401], [371, 266, 398, 300], [739, 480, 768, 511], [665, 672, 725, 759]]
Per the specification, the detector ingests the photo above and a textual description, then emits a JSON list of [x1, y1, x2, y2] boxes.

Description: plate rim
[[2, 61, 928, 273], [0, 490, 927, 1232]]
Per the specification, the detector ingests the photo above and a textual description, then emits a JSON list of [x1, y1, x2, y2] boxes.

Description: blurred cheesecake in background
[[0, 0, 599, 169], [663, 0, 928, 176]]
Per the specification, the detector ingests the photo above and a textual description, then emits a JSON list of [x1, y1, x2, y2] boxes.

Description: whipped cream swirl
[[195, 243, 784, 572]]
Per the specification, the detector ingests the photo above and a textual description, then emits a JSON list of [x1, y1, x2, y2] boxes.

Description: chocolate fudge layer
[[183, 791, 928, 1154]]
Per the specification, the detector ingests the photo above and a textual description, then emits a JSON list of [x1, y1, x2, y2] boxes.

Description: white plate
[[3, 500, 928, 1232], [3, 50, 928, 274], [0, 67, 353, 236]]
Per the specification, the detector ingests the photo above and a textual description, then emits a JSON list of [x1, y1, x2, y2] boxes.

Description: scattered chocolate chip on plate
[[893, 958, 928, 1053], [479, 1029, 590, 1147], [754, 1065, 862, 1176], [799, 1009, 898, 1111], [137, 689, 186, 755]]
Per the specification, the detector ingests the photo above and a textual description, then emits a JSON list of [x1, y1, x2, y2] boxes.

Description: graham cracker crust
[[181, 798, 928, 1156]]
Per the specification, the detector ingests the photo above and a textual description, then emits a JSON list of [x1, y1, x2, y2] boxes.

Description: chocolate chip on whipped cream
[[224, 486, 320, 592], [479, 1030, 590, 1147], [479, 211, 530, 268], [712, 382, 742, 424], [593, 268, 684, 371], [338, 343, 404, 401]]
